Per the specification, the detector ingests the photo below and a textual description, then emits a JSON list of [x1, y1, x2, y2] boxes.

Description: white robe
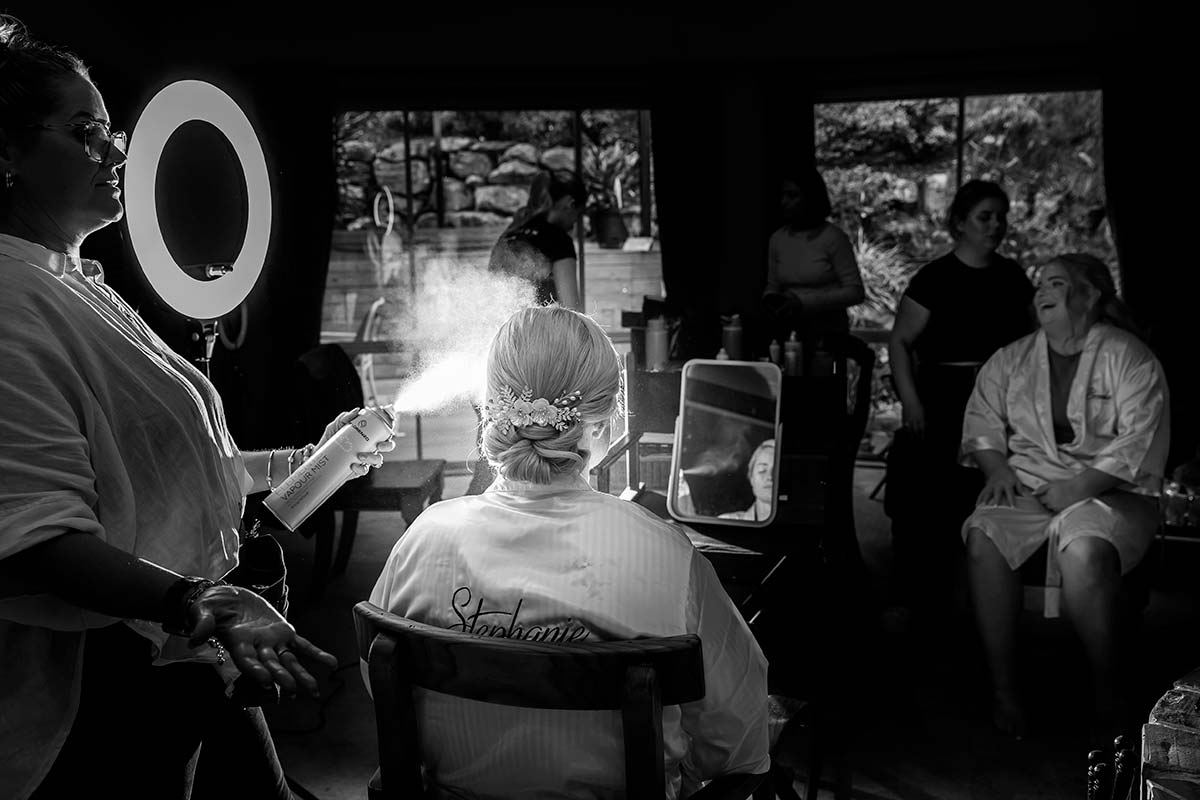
[[961, 323, 1169, 496], [368, 473, 771, 799]]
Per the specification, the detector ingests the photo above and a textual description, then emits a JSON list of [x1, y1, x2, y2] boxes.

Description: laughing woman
[[960, 253, 1168, 742]]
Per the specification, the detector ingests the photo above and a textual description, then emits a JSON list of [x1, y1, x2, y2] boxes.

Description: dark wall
[[11, 3, 1193, 464]]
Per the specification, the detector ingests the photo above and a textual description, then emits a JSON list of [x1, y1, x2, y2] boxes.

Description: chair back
[[355, 297, 389, 406], [353, 601, 705, 800]]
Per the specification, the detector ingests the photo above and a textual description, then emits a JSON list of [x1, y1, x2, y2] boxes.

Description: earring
[[4, 172, 11, 189]]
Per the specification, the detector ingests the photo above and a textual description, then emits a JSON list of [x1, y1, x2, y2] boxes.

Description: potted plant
[[583, 139, 637, 248]]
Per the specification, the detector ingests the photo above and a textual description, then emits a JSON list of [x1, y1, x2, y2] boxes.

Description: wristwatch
[[161, 576, 219, 636]]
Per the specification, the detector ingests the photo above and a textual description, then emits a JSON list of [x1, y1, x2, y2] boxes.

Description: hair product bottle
[[721, 314, 744, 360], [646, 317, 669, 371], [783, 331, 801, 376]]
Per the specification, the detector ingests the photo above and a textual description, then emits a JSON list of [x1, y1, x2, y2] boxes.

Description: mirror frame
[[667, 359, 783, 528]]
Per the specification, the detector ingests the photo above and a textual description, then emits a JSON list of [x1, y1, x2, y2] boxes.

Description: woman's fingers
[[292, 634, 339, 670], [278, 650, 320, 696], [258, 644, 299, 693], [357, 451, 385, 468], [377, 438, 398, 453], [229, 641, 274, 688]]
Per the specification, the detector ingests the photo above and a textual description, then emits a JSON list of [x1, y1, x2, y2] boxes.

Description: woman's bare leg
[[1058, 536, 1123, 733], [965, 527, 1025, 736]]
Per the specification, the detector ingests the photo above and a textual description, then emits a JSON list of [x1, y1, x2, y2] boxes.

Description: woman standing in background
[[884, 179, 1035, 631]]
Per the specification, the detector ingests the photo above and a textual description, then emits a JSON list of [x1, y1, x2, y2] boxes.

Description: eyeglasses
[[31, 120, 128, 165]]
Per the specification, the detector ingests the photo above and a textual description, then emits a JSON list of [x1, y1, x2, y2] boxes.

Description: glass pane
[[963, 91, 1117, 289], [814, 98, 960, 452], [816, 98, 959, 330], [581, 109, 662, 333]]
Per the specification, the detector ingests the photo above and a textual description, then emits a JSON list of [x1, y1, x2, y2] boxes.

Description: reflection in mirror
[[668, 360, 782, 527]]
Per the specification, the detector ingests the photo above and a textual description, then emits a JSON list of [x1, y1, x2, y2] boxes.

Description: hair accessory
[[485, 386, 582, 435]]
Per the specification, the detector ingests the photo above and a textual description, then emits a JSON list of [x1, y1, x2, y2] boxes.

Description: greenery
[[817, 91, 1116, 328], [818, 91, 1114, 431], [332, 109, 650, 234]]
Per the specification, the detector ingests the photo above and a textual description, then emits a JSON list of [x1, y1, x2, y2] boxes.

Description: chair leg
[[803, 745, 823, 800], [333, 510, 360, 575]]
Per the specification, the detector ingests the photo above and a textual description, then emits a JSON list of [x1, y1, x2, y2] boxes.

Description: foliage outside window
[[333, 110, 654, 240], [816, 91, 1113, 447], [816, 91, 1113, 331]]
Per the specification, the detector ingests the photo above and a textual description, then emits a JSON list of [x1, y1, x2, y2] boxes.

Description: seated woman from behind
[[960, 254, 1168, 744], [368, 305, 769, 799]]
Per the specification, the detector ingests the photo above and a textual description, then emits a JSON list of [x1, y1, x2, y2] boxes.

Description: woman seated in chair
[[960, 254, 1168, 742], [368, 305, 770, 799]]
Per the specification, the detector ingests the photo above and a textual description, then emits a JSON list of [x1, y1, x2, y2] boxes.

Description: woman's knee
[[964, 526, 1002, 563], [1058, 535, 1121, 588]]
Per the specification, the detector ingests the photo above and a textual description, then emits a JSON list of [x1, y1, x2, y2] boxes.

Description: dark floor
[[261, 467, 1200, 800]]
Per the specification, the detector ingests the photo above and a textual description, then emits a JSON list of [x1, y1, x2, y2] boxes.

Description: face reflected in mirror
[[668, 361, 782, 527], [748, 439, 775, 503]]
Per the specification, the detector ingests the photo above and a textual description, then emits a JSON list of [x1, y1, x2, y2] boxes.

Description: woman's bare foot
[[992, 693, 1028, 740]]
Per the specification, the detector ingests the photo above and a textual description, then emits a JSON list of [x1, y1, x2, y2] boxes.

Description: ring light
[[125, 80, 271, 320]]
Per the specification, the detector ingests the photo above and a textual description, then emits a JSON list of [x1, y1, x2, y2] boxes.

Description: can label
[[263, 406, 394, 531]]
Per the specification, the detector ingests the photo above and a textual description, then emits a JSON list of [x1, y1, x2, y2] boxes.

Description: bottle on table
[[721, 314, 744, 361], [646, 317, 669, 372]]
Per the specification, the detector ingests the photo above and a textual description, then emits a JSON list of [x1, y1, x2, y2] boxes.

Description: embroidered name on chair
[[450, 586, 590, 643]]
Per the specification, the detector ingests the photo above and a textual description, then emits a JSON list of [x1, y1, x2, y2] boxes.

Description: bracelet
[[266, 448, 277, 491], [161, 576, 219, 637], [287, 447, 298, 476]]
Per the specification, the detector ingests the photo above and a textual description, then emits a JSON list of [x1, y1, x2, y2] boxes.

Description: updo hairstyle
[[480, 306, 623, 484]]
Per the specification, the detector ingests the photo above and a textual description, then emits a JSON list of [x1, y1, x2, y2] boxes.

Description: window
[[816, 90, 1113, 330], [815, 91, 1112, 453], [326, 109, 660, 465]]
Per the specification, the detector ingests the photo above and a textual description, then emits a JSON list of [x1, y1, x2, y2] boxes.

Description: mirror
[[668, 360, 782, 527]]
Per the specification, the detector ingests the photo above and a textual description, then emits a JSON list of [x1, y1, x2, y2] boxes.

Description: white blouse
[[0, 234, 249, 799]]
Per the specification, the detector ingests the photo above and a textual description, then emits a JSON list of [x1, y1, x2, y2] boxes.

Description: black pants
[[884, 366, 982, 617], [31, 623, 289, 800]]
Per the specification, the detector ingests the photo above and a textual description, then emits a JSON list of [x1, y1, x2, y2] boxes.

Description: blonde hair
[[1047, 253, 1145, 340], [481, 306, 623, 483], [747, 438, 775, 478]]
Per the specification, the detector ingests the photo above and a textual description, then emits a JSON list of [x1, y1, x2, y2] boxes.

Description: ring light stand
[[124, 80, 270, 377]]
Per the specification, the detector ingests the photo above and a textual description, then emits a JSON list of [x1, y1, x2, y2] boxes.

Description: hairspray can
[[263, 406, 395, 531]]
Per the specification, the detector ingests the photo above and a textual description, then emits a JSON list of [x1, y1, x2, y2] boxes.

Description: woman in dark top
[[884, 179, 1035, 629], [488, 173, 585, 310]]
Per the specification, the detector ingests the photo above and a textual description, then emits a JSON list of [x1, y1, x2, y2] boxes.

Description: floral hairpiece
[[485, 386, 583, 435]]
